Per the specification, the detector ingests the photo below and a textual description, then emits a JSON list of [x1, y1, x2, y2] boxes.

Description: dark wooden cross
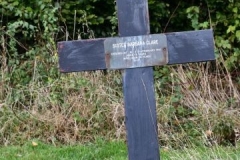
[[58, 0, 215, 159]]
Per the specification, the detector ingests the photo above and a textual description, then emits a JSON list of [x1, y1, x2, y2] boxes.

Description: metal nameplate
[[104, 34, 168, 69]]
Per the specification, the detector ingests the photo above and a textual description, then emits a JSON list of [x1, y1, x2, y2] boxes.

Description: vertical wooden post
[[116, 0, 160, 159]]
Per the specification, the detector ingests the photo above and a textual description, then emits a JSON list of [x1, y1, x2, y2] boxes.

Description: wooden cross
[[58, 0, 215, 159]]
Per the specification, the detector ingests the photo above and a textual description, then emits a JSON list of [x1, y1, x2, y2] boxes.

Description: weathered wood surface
[[167, 30, 214, 65], [123, 67, 159, 160], [58, 29, 215, 72], [117, 0, 160, 159]]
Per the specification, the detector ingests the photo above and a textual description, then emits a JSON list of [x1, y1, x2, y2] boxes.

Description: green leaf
[[13, 1, 19, 6], [233, 7, 238, 13], [227, 25, 236, 33], [199, 22, 209, 29], [235, 20, 239, 25], [236, 30, 240, 41]]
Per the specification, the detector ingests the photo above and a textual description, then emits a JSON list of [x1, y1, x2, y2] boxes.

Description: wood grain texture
[[58, 30, 215, 72], [58, 39, 105, 72], [123, 67, 160, 160], [117, 0, 160, 159], [167, 30, 215, 65], [117, 0, 150, 37]]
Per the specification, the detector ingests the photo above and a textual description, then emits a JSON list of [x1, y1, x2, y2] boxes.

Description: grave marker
[[58, 0, 215, 159]]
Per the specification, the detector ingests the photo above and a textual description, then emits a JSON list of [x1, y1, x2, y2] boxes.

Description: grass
[[161, 145, 240, 160], [0, 139, 127, 160], [0, 140, 240, 160]]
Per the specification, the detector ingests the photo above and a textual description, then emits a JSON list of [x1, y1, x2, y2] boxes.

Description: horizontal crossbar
[[58, 29, 215, 73]]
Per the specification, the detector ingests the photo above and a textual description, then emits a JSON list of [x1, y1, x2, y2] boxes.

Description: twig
[[163, 1, 181, 33], [206, 1, 213, 29], [73, 10, 76, 40]]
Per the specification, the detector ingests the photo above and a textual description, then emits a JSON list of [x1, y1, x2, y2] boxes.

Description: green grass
[[0, 140, 240, 160], [161, 145, 240, 160], [0, 139, 127, 160]]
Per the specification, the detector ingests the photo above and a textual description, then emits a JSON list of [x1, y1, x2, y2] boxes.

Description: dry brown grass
[[156, 55, 240, 147], [0, 54, 239, 147]]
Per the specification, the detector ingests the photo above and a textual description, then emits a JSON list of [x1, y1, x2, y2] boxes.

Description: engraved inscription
[[104, 34, 168, 69]]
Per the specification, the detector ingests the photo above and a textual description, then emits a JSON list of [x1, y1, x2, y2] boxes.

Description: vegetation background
[[0, 0, 240, 149]]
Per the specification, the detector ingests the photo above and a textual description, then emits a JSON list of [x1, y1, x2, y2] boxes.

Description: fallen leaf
[[32, 141, 38, 146]]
